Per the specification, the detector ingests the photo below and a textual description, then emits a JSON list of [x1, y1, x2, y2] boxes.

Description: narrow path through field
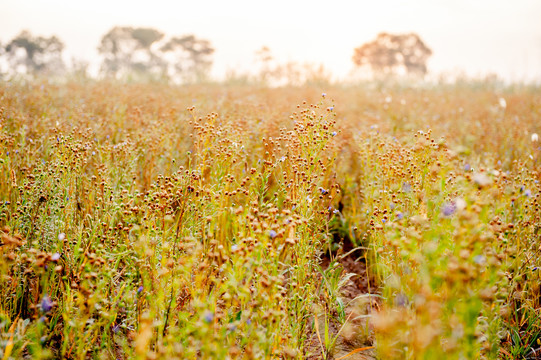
[[306, 241, 378, 360]]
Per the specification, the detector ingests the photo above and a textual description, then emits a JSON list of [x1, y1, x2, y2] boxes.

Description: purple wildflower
[[442, 202, 457, 217], [137, 286, 144, 294], [203, 311, 214, 323], [51, 253, 61, 261], [41, 294, 53, 313], [395, 293, 408, 307], [269, 230, 277, 239], [473, 255, 486, 265], [402, 182, 412, 193]]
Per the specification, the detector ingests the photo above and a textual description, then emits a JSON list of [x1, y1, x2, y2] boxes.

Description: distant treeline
[[0, 28, 433, 84]]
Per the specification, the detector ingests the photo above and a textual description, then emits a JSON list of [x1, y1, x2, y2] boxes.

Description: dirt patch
[[305, 241, 379, 360]]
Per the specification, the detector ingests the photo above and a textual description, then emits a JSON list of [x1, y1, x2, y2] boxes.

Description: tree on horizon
[[353, 32, 432, 77], [98, 27, 214, 83], [98, 26, 167, 80], [3, 30, 65, 77]]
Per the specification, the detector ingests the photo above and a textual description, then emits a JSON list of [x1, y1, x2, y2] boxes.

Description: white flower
[[532, 133, 539, 142], [473, 173, 492, 188], [498, 97, 507, 109], [455, 198, 466, 211]]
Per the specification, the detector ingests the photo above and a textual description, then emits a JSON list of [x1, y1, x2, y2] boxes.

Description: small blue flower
[[464, 164, 471, 171], [203, 311, 214, 323], [322, 93, 326, 97], [395, 212, 404, 220], [331, 131, 337, 136], [473, 255, 486, 265], [524, 189, 532, 197], [41, 294, 53, 313], [441, 202, 456, 217], [319, 188, 329, 195], [402, 182, 412, 193], [328, 106, 334, 111], [137, 286, 144, 294], [269, 230, 277, 239], [395, 293, 408, 307]]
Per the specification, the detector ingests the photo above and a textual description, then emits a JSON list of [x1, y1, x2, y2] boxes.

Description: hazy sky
[[2, 0, 541, 82]]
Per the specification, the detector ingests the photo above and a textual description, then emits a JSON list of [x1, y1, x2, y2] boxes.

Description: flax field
[[1, 80, 540, 359]]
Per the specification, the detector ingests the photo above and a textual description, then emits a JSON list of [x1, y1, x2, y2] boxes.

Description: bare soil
[[305, 240, 379, 360]]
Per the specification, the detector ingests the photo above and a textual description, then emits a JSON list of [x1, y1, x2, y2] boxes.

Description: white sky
[[1, 0, 541, 82]]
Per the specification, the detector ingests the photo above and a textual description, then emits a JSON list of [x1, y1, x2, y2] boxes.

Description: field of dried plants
[[1, 80, 540, 359]]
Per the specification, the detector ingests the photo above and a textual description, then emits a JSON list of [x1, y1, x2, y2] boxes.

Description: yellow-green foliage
[[0, 80, 540, 359]]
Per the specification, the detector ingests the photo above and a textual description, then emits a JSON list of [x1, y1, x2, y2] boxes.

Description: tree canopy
[[98, 27, 214, 82], [353, 32, 432, 76], [4, 30, 65, 76], [98, 26, 166, 79], [161, 35, 214, 83]]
